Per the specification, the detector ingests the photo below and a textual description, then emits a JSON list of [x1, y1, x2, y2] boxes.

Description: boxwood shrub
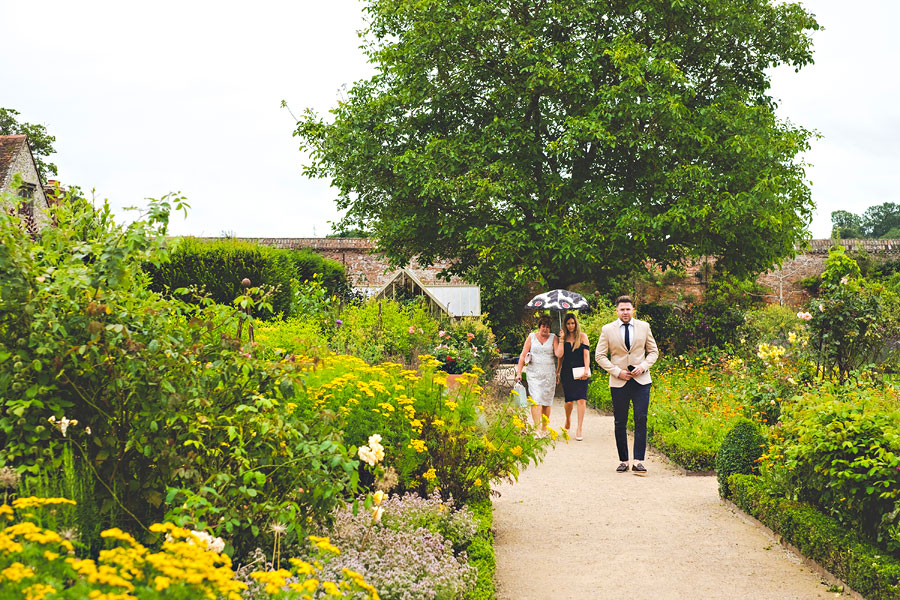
[[715, 418, 765, 496], [727, 474, 900, 600]]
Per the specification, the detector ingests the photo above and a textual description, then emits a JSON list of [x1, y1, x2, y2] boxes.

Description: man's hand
[[630, 366, 645, 376], [617, 370, 633, 380]]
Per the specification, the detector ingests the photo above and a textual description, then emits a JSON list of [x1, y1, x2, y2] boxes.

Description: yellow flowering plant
[[0, 498, 380, 600], [290, 353, 550, 502]]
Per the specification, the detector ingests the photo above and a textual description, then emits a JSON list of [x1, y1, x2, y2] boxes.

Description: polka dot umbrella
[[525, 289, 590, 331]]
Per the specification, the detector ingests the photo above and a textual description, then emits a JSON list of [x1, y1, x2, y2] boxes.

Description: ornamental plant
[[0, 193, 360, 559], [0, 497, 378, 600], [289, 354, 551, 503], [304, 492, 478, 600], [330, 299, 439, 365], [761, 387, 900, 556], [432, 318, 499, 376]]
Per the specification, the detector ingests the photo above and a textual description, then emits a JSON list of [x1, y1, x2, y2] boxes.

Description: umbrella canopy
[[525, 289, 590, 312]]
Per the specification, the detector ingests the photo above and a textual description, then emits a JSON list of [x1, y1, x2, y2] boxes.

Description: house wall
[[0, 143, 50, 230]]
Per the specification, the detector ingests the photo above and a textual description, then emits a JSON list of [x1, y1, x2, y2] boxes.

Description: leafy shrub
[[806, 277, 900, 381], [331, 298, 439, 365], [432, 318, 499, 376], [715, 418, 765, 497], [763, 389, 900, 556], [308, 493, 478, 600], [741, 304, 806, 350], [727, 474, 900, 600], [377, 492, 477, 553], [465, 497, 496, 600], [254, 317, 327, 362], [144, 237, 348, 318], [0, 195, 359, 559], [297, 355, 550, 503]]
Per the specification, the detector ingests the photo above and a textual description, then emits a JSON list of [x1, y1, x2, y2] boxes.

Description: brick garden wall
[[215, 237, 900, 308]]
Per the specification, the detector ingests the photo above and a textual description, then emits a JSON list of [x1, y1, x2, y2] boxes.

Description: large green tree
[[296, 0, 819, 289], [0, 107, 58, 181]]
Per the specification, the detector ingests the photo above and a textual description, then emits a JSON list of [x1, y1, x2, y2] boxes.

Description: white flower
[[818, 304, 825, 312], [371, 507, 384, 523], [85, 427, 92, 435], [840, 276, 849, 285], [368, 434, 382, 446], [358, 446, 377, 466], [373, 490, 386, 505]]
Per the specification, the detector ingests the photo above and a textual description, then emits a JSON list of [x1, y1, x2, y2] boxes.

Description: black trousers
[[610, 379, 651, 462]]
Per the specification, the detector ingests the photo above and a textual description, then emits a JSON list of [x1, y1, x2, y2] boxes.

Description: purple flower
[[336, 319, 343, 327]]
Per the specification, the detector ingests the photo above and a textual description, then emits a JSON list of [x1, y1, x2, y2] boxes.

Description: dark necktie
[[624, 323, 631, 350]]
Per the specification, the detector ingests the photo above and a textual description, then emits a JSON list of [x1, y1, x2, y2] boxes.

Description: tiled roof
[[0, 135, 28, 190]]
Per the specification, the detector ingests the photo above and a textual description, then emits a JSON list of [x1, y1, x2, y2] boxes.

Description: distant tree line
[[831, 203, 900, 239]]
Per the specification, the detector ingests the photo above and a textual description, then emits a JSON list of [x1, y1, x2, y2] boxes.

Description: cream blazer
[[594, 318, 659, 388]]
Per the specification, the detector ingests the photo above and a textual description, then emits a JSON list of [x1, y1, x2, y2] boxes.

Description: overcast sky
[[2, 1, 897, 239]]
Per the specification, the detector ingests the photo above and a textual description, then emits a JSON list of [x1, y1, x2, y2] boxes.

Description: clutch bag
[[572, 367, 588, 379]]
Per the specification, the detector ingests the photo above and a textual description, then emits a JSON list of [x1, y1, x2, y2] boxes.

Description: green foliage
[[762, 389, 900, 556], [295, 0, 819, 293], [807, 276, 900, 382], [466, 496, 496, 600], [144, 237, 347, 318], [727, 474, 900, 600], [481, 272, 533, 354], [296, 355, 550, 504], [0, 107, 57, 179], [331, 298, 439, 365], [0, 193, 359, 559], [741, 304, 805, 349], [432, 318, 499, 376], [821, 244, 861, 288], [715, 418, 765, 497], [830, 202, 900, 240], [831, 209, 863, 239], [254, 317, 328, 362]]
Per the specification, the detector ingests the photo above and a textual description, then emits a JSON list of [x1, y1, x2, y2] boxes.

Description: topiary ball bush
[[716, 418, 766, 498]]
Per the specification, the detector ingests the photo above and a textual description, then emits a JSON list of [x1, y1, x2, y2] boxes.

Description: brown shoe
[[616, 462, 629, 472], [632, 462, 647, 475]]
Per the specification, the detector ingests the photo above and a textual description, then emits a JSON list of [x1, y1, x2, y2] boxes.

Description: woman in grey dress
[[515, 315, 559, 435]]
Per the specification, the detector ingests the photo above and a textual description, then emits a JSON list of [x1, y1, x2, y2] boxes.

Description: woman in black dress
[[555, 312, 590, 441]]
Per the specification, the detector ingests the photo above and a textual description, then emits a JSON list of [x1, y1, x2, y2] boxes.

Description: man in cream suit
[[595, 296, 659, 475]]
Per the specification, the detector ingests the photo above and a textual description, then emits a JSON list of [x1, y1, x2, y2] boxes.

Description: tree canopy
[[0, 107, 58, 181], [296, 0, 819, 289], [832, 202, 900, 239]]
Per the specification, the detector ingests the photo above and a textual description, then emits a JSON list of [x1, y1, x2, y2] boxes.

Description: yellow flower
[[422, 468, 437, 482], [473, 478, 482, 487], [24, 583, 55, 600], [510, 445, 523, 457], [1, 561, 35, 582], [372, 490, 386, 505], [432, 419, 445, 427], [309, 535, 340, 555], [289, 558, 316, 576], [408, 439, 427, 453]]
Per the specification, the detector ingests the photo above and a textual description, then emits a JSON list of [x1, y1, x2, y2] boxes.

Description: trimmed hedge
[[145, 237, 347, 317], [467, 495, 496, 600], [715, 418, 765, 496], [727, 474, 900, 600]]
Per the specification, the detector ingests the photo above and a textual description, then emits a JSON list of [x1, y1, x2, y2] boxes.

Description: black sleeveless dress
[[560, 339, 591, 402]]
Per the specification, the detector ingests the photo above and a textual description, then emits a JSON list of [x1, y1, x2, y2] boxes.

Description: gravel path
[[492, 398, 853, 600]]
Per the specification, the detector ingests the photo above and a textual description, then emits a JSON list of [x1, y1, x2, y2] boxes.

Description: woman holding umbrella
[[555, 312, 590, 441], [515, 315, 559, 435]]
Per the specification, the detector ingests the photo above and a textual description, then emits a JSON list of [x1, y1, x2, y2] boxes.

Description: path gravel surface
[[492, 398, 853, 600]]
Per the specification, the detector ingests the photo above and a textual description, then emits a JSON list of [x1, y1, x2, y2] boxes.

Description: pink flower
[[840, 276, 849, 285], [438, 330, 446, 338], [466, 332, 475, 341], [408, 326, 416, 334], [796, 311, 812, 321]]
